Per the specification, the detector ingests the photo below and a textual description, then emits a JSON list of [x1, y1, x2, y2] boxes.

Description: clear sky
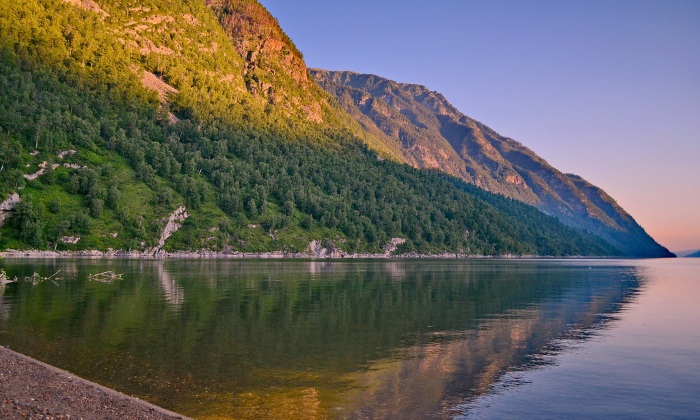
[[259, 0, 700, 253]]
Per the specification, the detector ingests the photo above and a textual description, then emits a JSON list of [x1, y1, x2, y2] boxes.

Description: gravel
[[0, 346, 191, 419]]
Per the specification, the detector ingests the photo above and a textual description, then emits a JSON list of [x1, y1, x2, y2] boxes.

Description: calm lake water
[[0, 258, 698, 419]]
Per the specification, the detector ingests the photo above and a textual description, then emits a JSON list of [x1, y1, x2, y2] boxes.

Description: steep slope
[[202, 0, 408, 161], [311, 70, 672, 257], [41, 0, 403, 160], [311, 70, 538, 203]]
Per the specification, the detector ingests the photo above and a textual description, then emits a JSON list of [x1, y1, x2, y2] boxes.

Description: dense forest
[[0, 0, 621, 256]]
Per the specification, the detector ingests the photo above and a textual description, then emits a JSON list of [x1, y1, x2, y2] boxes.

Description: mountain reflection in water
[[0, 259, 643, 418]]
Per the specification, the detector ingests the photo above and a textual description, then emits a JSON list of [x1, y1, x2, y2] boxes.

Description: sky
[[259, 0, 700, 253]]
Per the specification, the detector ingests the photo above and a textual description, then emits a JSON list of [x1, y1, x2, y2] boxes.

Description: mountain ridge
[[310, 69, 672, 257]]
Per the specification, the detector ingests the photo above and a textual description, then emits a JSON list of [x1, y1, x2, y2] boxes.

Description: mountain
[[310, 70, 673, 258], [0, 0, 665, 257], [687, 250, 700, 258]]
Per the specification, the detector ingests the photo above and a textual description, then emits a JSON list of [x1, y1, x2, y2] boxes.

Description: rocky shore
[[0, 346, 190, 419], [0, 249, 536, 260]]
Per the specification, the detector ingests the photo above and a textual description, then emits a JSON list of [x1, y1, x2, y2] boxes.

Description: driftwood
[[0, 268, 18, 287], [0, 269, 62, 286], [88, 271, 124, 283], [24, 270, 62, 286], [1, 268, 124, 287]]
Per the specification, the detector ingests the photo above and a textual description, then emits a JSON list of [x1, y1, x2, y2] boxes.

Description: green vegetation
[[0, 0, 619, 256]]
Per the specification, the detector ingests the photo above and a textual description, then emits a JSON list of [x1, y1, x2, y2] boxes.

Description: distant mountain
[[311, 70, 673, 258], [687, 250, 700, 258]]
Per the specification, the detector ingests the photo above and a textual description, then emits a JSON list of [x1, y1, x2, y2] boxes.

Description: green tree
[[12, 198, 45, 248]]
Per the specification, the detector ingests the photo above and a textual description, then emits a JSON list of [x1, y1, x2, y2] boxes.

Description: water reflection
[[339, 269, 641, 418], [0, 290, 10, 324], [0, 259, 643, 418], [156, 261, 185, 307]]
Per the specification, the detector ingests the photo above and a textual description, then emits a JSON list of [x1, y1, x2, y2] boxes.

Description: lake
[[0, 258, 698, 418]]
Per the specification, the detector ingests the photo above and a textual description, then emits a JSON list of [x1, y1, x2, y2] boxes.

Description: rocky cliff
[[203, 0, 408, 160], [205, 0, 322, 122]]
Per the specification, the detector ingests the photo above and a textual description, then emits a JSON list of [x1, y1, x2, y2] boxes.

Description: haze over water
[[1, 258, 698, 418]]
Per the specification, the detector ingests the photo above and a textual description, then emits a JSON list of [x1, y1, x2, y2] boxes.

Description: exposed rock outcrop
[[23, 161, 59, 181], [62, 0, 109, 17], [147, 206, 189, 255], [57, 150, 76, 159], [383, 238, 406, 256], [138, 69, 179, 104], [0, 193, 20, 227], [205, 0, 328, 124], [60, 236, 81, 245], [308, 240, 343, 258]]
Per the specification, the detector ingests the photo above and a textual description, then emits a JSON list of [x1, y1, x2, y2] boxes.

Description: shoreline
[[0, 346, 190, 419], [0, 249, 575, 260]]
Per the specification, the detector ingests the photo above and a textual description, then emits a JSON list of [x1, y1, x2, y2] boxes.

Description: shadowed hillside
[[311, 70, 672, 257]]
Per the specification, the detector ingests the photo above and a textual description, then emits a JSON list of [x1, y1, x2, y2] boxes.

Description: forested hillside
[[0, 0, 657, 256]]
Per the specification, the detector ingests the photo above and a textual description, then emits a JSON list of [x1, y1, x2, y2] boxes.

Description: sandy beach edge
[[0, 346, 192, 419]]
